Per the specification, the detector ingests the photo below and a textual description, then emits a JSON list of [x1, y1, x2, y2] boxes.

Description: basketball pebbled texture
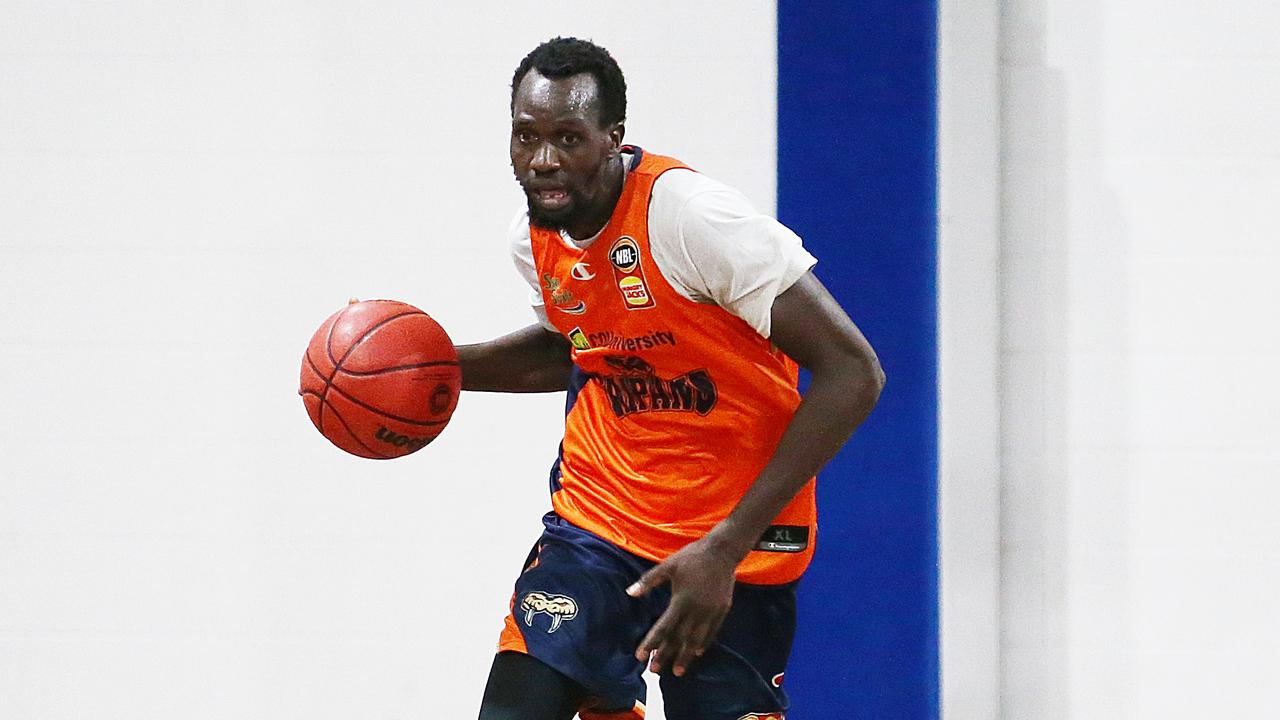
[[299, 300, 461, 459]]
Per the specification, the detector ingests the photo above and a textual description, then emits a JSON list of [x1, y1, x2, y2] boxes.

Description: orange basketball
[[299, 300, 461, 459]]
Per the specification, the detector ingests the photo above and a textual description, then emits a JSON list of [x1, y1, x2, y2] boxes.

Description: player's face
[[511, 70, 624, 235]]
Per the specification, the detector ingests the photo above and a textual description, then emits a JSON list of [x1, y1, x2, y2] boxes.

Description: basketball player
[[457, 38, 885, 720]]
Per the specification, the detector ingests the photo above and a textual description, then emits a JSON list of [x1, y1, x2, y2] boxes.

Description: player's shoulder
[[650, 167, 760, 236], [651, 166, 749, 205], [507, 206, 531, 248]]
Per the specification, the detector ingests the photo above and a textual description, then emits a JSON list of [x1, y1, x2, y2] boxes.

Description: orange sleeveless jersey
[[530, 148, 816, 585]]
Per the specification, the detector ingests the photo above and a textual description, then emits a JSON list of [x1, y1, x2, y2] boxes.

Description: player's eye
[[559, 133, 581, 146], [514, 130, 536, 144]]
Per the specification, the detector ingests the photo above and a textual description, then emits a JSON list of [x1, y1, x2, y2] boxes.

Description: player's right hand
[[626, 536, 739, 677]]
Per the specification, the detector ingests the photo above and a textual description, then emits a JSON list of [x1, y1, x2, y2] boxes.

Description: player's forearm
[[456, 324, 573, 392], [706, 356, 886, 561]]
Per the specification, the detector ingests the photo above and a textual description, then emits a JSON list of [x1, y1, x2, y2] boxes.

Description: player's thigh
[[658, 581, 797, 720], [478, 651, 585, 720], [497, 515, 660, 714]]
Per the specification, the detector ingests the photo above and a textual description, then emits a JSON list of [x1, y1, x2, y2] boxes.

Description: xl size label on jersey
[[754, 525, 809, 553]]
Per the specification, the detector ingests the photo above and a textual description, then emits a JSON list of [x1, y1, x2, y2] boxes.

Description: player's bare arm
[[628, 270, 885, 677], [456, 323, 573, 392]]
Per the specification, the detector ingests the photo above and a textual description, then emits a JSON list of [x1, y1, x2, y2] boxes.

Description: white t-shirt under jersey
[[509, 162, 817, 338]]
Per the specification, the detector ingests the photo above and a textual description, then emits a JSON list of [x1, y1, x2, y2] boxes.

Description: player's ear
[[609, 122, 625, 151]]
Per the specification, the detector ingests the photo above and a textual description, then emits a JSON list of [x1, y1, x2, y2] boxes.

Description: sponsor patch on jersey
[[618, 276, 652, 307], [608, 236, 656, 310], [520, 591, 579, 633], [543, 273, 587, 314], [568, 327, 591, 351], [570, 262, 596, 281], [586, 329, 676, 352], [608, 236, 640, 271], [598, 354, 717, 418], [754, 525, 809, 553]]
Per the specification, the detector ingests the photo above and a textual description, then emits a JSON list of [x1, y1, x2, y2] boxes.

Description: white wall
[[0, 3, 776, 718], [992, 1, 1280, 717], [938, 0, 1002, 717]]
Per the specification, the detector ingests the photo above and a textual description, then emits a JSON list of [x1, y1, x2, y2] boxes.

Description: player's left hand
[[626, 536, 740, 677]]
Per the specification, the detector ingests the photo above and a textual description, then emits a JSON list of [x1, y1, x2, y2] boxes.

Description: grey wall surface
[[941, 1, 1280, 716]]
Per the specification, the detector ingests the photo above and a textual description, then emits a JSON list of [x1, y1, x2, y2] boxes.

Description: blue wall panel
[[777, 2, 938, 717]]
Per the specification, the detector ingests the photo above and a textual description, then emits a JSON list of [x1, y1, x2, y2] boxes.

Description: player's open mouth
[[533, 189, 570, 209]]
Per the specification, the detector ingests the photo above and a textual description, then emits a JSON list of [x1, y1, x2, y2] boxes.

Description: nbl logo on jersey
[[598, 355, 717, 418], [608, 236, 656, 310], [609, 238, 639, 271]]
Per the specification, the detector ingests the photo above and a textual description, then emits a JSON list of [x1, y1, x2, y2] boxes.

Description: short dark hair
[[511, 37, 627, 127]]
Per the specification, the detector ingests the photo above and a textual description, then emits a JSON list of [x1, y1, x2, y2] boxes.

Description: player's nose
[[530, 141, 561, 174]]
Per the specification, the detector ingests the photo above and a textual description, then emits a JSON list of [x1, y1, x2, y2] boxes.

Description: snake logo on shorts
[[520, 591, 579, 633], [737, 714, 785, 720]]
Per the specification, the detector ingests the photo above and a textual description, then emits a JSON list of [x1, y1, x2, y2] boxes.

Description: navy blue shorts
[[497, 513, 794, 720]]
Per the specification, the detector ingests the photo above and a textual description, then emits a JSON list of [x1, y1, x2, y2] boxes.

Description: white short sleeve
[[648, 169, 817, 338], [507, 208, 557, 331]]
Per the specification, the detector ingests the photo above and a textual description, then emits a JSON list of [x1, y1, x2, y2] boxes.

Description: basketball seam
[[306, 349, 448, 428], [318, 306, 423, 434], [325, 308, 426, 369], [299, 389, 390, 457], [337, 359, 460, 377], [325, 371, 450, 427], [320, 394, 392, 459], [316, 304, 348, 436]]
